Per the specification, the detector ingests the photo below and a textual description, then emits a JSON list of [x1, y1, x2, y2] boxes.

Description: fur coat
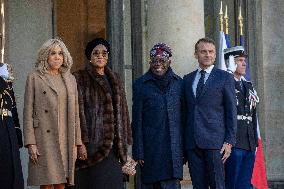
[[73, 64, 132, 169]]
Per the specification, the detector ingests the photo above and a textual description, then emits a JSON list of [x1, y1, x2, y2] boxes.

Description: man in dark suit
[[183, 37, 237, 189], [224, 46, 259, 189]]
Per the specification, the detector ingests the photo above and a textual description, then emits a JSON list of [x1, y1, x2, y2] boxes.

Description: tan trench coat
[[23, 70, 82, 186]]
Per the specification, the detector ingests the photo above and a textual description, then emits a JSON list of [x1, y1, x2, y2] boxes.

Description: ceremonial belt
[[237, 115, 252, 122], [0, 108, 12, 117]]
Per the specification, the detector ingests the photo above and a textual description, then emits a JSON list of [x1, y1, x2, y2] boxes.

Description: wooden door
[[54, 0, 106, 72]]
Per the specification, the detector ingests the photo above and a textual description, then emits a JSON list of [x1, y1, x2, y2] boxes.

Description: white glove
[[227, 55, 237, 74], [0, 63, 14, 81]]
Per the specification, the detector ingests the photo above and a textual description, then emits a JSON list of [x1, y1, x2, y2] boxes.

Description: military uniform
[[225, 79, 259, 189], [0, 76, 24, 189], [234, 80, 258, 150]]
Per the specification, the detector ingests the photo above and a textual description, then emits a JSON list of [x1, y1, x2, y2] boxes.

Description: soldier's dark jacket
[[235, 80, 258, 151], [0, 76, 24, 189]]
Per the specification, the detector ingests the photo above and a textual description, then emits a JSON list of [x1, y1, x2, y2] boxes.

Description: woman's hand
[[28, 144, 40, 164], [77, 144, 87, 160], [122, 156, 137, 176]]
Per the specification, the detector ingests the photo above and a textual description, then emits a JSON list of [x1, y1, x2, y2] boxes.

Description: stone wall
[[5, 1, 284, 189], [261, 0, 284, 187]]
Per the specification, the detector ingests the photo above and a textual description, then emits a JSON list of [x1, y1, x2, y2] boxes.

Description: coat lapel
[[36, 71, 58, 94], [187, 70, 197, 102], [235, 80, 246, 106], [62, 71, 74, 98], [242, 81, 252, 105], [243, 81, 249, 97], [197, 67, 217, 100]]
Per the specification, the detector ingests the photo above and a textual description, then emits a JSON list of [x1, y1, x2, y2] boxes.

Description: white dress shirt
[[192, 65, 214, 97]]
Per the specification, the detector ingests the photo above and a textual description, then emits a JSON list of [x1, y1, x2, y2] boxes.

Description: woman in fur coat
[[71, 38, 132, 189]]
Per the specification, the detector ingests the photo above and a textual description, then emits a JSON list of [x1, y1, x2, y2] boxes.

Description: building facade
[[2, 0, 283, 188]]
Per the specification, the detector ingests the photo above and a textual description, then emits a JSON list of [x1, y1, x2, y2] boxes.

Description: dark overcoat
[[0, 77, 24, 189], [132, 71, 184, 183]]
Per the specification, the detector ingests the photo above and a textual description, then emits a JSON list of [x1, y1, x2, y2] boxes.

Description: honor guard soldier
[[0, 63, 24, 189], [224, 46, 259, 189]]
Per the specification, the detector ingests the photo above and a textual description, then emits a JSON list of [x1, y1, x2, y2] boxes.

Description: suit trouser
[[187, 148, 225, 189], [225, 148, 256, 189], [142, 179, 181, 189]]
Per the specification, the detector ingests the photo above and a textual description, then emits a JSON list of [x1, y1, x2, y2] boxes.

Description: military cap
[[224, 46, 247, 60]]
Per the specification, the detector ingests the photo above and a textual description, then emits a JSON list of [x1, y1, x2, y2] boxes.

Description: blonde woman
[[23, 38, 85, 189]]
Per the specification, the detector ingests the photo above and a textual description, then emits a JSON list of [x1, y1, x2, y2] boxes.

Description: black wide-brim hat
[[224, 46, 247, 60]]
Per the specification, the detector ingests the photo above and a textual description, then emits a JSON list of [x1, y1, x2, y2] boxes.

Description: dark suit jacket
[[183, 67, 237, 150]]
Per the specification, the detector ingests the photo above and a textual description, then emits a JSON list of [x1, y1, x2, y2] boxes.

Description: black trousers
[[187, 148, 225, 189], [0, 130, 13, 188]]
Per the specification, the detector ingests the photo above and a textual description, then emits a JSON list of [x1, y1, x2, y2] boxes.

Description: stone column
[[261, 0, 284, 186], [144, 0, 205, 77]]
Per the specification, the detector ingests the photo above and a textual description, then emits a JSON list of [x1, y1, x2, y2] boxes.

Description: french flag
[[251, 119, 269, 189], [217, 31, 227, 71]]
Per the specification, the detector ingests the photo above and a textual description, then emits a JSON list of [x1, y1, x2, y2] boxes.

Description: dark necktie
[[196, 70, 206, 98]]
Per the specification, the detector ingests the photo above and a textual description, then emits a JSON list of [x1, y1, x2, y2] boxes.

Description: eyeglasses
[[150, 58, 169, 65], [92, 50, 109, 58]]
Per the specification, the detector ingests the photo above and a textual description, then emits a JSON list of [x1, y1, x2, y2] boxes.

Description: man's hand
[[220, 143, 232, 163], [28, 144, 40, 164], [137, 160, 144, 167]]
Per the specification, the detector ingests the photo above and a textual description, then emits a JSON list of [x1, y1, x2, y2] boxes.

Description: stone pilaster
[[144, 0, 205, 76], [261, 1, 284, 187]]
